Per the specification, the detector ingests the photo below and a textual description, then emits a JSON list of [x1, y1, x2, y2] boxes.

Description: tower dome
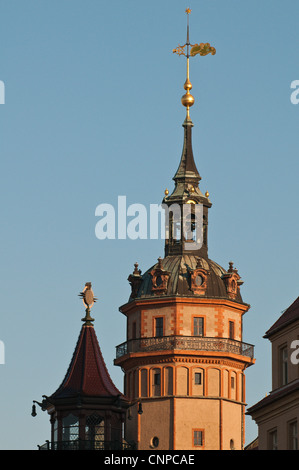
[[128, 255, 245, 305]]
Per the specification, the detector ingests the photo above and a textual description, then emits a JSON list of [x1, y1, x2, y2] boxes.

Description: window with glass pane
[[152, 369, 161, 396], [280, 346, 288, 386], [154, 372, 161, 386], [268, 429, 278, 450], [194, 372, 202, 385], [85, 414, 104, 449], [289, 421, 298, 450], [193, 317, 204, 336], [62, 414, 79, 442], [155, 317, 163, 337], [193, 430, 203, 447]]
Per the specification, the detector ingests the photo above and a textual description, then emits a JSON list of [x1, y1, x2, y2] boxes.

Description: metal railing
[[115, 335, 254, 360], [38, 439, 136, 450]]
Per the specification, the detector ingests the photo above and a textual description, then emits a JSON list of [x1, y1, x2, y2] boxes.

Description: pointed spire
[[172, 9, 216, 185], [173, 117, 201, 184]]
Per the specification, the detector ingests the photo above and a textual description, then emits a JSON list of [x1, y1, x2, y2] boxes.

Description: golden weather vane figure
[[173, 8, 216, 118]]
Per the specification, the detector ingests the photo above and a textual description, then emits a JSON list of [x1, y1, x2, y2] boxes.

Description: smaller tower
[[32, 283, 134, 450]]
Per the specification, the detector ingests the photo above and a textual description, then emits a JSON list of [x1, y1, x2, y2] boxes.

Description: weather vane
[[173, 8, 216, 118], [79, 282, 97, 324]]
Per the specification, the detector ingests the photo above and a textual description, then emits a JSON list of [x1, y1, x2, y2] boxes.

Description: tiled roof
[[264, 296, 299, 338], [51, 324, 122, 400], [247, 379, 299, 415]]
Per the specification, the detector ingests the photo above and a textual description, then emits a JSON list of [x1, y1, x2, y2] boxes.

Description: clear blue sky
[[0, 0, 299, 449]]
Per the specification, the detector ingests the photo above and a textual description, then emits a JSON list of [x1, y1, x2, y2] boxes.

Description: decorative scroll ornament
[[190, 43, 216, 57], [173, 42, 216, 58], [222, 262, 243, 300], [151, 257, 170, 295], [189, 258, 210, 295]]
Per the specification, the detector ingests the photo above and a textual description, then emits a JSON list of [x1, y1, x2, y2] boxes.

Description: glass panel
[[53, 417, 58, 442], [62, 414, 79, 442], [152, 369, 161, 396], [289, 421, 298, 450], [155, 318, 163, 337], [268, 430, 277, 450], [85, 414, 105, 448], [194, 430, 203, 446], [194, 317, 204, 336], [195, 372, 202, 385]]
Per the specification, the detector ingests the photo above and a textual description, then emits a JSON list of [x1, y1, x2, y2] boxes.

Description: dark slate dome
[[130, 254, 244, 303]]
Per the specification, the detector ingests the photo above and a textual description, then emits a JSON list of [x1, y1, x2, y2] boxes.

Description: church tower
[[114, 10, 255, 451]]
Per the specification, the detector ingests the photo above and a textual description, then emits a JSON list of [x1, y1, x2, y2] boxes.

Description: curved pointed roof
[[50, 323, 122, 400], [173, 117, 201, 183]]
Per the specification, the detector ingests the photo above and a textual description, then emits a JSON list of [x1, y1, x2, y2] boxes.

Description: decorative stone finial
[[128, 263, 143, 299]]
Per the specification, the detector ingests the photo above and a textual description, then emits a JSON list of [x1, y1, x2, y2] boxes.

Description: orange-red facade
[[115, 294, 255, 450]]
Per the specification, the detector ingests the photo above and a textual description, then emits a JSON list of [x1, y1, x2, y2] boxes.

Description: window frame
[[194, 372, 202, 385], [279, 344, 288, 386], [193, 429, 204, 448], [288, 420, 298, 450], [193, 316, 204, 337], [267, 428, 278, 450], [154, 317, 164, 337]]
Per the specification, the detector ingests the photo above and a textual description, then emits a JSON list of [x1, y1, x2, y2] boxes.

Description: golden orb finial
[[205, 191, 210, 198], [173, 9, 216, 119], [164, 188, 169, 196]]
